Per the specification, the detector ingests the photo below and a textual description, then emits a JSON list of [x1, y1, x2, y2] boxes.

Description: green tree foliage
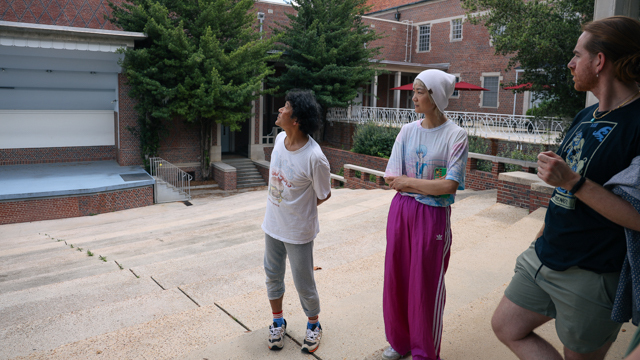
[[109, 0, 280, 176], [351, 123, 399, 158], [270, 0, 383, 139], [462, 0, 594, 122]]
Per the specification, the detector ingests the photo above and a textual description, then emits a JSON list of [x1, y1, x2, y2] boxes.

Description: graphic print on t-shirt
[[416, 145, 429, 177], [550, 121, 617, 210], [268, 149, 294, 206]]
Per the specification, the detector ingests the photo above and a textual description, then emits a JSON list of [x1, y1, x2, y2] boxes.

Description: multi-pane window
[[418, 25, 431, 52], [451, 19, 462, 41], [452, 76, 460, 97], [482, 76, 499, 107]]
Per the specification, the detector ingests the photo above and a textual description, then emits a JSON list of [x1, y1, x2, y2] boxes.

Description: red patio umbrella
[[390, 81, 489, 91], [503, 82, 533, 90], [503, 83, 550, 90], [453, 81, 489, 91]]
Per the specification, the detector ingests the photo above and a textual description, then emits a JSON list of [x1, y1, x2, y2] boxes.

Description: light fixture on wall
[[90, 71, 97, 75], [46, 70, 53, 73], [395, 9, 401, 21]]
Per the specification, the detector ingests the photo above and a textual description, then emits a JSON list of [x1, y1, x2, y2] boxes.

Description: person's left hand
[[537, 151, 580, 190], [386, 175, 413, 192]]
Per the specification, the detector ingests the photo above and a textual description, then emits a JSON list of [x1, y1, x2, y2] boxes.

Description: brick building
[[0, 0, 533, 176]]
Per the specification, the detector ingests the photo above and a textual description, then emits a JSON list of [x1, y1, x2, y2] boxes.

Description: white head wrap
[[415, 69, 456, 113]]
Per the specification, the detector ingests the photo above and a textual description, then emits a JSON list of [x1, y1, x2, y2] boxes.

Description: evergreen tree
[[462, 0, 594, 122], [270, 0, 382, 139], [109, 0, 280, 177]]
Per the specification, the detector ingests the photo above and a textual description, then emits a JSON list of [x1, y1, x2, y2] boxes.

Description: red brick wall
[[212, 167, 237, 190], [158, 117, 200, 165], [324, 122, 358, 151], [529, 190, 551, 213], [0, 186, 153, 225], [253, 1, 296, 39], [0, 146, 115, 166], [0, 0, 124, 29], [496, 180, 551, 213], [364, 0, 522, 116], [117, 74, 142, 166], [257, 165, 269, 183], [343, 168, 389, 190]]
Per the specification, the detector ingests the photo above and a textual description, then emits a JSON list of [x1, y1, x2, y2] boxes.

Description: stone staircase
[[0, 188, 634, 360], [222, 157, 267, 188]]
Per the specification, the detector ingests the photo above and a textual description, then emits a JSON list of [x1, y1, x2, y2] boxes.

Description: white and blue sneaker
[[301, 323, 322, 353], [268, 319, 287, 350], [382, 345, 402, 360]]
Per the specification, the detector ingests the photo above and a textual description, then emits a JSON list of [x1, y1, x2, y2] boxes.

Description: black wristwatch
[[569, 176, 586, 195]]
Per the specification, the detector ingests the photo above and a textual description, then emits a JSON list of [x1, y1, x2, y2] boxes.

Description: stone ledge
[[253, 160, 270, 169], [330, 173, 345, 182], [498, 171, 541, 186], [469, 152, 537, 168], [531, 182, 555, 195], [211, 162, 236, 173], [344, 164, 385, 177]]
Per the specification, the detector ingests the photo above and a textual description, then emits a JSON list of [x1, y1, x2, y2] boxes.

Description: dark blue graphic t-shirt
[[535, 99, 640, 273]]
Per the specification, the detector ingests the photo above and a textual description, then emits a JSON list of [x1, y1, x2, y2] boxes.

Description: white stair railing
[[327, 106, 565, 145], [149, 157, 192, 201]]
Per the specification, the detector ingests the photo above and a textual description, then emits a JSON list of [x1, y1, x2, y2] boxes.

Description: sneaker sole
[[301, 344, 319, 353]]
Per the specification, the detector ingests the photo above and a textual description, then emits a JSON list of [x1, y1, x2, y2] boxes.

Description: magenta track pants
[[383, 193, 452, 360]]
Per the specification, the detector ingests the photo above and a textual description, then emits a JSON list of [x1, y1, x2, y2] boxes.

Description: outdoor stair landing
[[223, 157, 267, 188], [0, 188, 634, 360]]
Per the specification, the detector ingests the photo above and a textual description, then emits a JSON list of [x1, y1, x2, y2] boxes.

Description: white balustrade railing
[[327, 106, 566, 144], [261, 126, 284, 144]]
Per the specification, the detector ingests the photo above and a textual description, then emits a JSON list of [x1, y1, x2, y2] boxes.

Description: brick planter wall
[[0, 146, 116, 166], [496, 172, 554, 213], [212, 164, 237, 190], [343, 167, 389, 190], [0, 186, 153, 225]]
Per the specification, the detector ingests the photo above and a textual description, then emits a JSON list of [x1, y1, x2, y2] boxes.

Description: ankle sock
[[273, 311, 284, 327], [307, 317, 318, 329]]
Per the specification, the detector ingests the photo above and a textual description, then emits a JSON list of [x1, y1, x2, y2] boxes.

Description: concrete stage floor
[[0, 161, 154, 201]]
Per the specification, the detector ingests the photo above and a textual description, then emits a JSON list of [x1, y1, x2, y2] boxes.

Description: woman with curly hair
[[382, 70, 468, 360], [262, 89, 332, 354]]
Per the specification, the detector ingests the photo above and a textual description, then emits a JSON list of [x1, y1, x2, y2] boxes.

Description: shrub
[[351, 123, 400, 158], [468, 135, 492, 172], [498, 149, 539, 173]]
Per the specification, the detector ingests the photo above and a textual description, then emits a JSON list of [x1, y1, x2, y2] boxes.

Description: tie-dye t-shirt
[[385, 119, 468, 207]]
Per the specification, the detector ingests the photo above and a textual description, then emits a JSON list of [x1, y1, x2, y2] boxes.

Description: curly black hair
[[285, 89, 322, 136]]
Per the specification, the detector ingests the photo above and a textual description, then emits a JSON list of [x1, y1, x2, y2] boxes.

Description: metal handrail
[[327, 106, 565, 145], [148, 157, 192, 200]]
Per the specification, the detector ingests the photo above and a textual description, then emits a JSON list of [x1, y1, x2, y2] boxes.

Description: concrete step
[[1, 187, 536, 360]]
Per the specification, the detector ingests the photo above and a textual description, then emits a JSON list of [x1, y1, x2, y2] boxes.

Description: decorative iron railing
[[327, 106, 566, 144], [148, 157, 192, 200], [261, 126, 284, 144]]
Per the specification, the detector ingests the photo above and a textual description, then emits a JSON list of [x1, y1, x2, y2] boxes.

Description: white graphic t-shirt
[[262, 132, 331, 244], [385, 119, 468, 207]]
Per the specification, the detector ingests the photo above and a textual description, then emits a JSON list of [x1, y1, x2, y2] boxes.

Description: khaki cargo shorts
[[505, 242, 622, 354]]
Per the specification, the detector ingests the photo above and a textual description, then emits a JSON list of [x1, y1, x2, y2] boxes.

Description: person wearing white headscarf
[[381, 69, 469, 360]]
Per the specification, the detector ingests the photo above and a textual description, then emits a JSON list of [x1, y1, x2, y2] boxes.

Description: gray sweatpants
[[264, 233, 320, 317]]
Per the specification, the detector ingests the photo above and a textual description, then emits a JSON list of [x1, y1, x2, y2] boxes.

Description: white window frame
[[479, 72, 502, 108], [417, 24, 431, 53], [450, 18, 463, 42], [490, 25, 506, 47], [450, 74, 461, 98]]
